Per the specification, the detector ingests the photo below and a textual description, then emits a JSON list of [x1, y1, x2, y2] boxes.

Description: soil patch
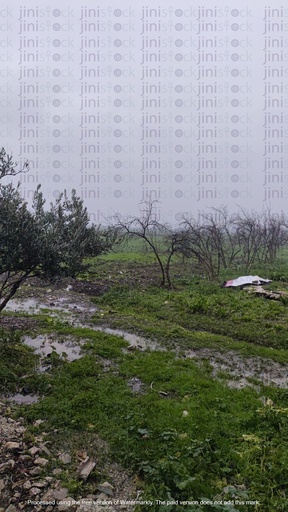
[[184, 348, 288, 389]]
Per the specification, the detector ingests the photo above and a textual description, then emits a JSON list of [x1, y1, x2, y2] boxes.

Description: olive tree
[[0, 148, 115, 311]]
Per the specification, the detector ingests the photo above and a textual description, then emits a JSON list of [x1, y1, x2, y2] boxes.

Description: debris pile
[[0, 402, 137, 512]]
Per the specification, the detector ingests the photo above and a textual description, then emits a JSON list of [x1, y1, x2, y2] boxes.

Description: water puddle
[[184, 349, 288, 389], [73, 320, 164, 352], [7, 292, 288, 390], [23, 334, 81, 360], [5, 298, 47, 312], [93, 326, 164, 352], [5, 297, 97, 318], [6, 393, 39, 404]]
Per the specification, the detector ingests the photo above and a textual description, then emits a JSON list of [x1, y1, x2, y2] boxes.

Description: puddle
[[7, 291, 288, 390], [5, 293, 161, 352], [184, 349, 288, 389], [22, 334, 82, 371], [5, 296, 97, 319], [79, 324, 164, 352], [5, 298, 47, 312], [6, 393, 39, 404]]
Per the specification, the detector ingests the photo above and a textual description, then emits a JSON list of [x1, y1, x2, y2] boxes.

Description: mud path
[[4, 285, 288, 390]]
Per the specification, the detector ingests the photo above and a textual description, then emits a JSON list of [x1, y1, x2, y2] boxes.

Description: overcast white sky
[[1, 0, 287, 223]]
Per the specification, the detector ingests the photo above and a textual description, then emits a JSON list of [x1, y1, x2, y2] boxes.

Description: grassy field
[[2, 244, 288, 511]]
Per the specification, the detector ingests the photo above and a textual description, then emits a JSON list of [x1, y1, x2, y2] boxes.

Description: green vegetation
[[2, 245, 288, 511], [0, 147, 119, 312]]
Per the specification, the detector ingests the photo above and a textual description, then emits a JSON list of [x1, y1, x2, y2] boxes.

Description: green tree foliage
[[0, 148, 115, 311]]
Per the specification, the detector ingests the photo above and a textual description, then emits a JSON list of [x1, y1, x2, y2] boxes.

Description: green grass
[[21, 340, 288, 511], [0, 330, 40, 393], [92, 281, 288, 362], [3, 253, 288, 511]]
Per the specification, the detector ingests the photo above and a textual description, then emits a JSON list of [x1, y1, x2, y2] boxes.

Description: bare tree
[[179, 208, 241, 278], [261, 211, 288, 264], [113, 201, 182, 288]]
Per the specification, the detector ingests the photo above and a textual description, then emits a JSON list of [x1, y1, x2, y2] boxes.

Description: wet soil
[[2, 281, 288, 390], [183, 348, 288, 389], [2, 277, 288, 509]]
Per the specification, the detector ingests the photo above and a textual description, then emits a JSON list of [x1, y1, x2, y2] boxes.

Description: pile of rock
[[0, 403, 136, 512]]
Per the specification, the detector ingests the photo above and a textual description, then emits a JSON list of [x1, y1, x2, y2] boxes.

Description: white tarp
[[224, 276, 272, 288]]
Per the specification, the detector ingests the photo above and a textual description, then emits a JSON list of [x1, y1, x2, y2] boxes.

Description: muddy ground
[[1, 277, 288, 511], [2, 278, 288, 391]]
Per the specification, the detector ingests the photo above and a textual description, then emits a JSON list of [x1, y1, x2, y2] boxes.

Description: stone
[[19, 455, 31, 462], [97, 482, 114, 497], [29, 487, 41, 496], [5, 506, 17, 512], [29, 467, 42, 476], [57, 497, 76, 512], [29, 446, 39, 456], [97, 493, 110, 500], [76, 500, 116, 512], [59, 453, 71, 464], [34, 419, 45, 427], [34, 457, 49, 466], [52, 468, 62, 476], [39, 443, 51, 456], [5, 442, 20, 450], [23, 481, 32, 490], [0, 480, 5, 492], [32, 481, 47, 488], [53, 488, 68, 500], [77, 458, 96, 481]]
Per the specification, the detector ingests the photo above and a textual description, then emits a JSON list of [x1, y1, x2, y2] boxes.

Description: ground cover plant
[[2, 241, 288, 511]]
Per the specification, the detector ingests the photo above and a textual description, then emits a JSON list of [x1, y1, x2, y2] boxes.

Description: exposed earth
[[1, 277, 288, 511], [0, 281, 140, 512]]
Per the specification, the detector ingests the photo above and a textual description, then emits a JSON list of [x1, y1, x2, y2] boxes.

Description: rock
[[52, 468, 62, 476], [32, 481, 47, 488], [0, 460, 14, 473], [29, 446, 39, 456], [23, 481, 32, 490], [53, 488, 68, 500], [29, 467, 42, 476], [39, 443, 51, 456], [97, 493, 111, 500], [76, 500, 116, 512], [59, 453, 71, 464], [5, 442, 20, 450], [5, 506, 17, 512], [34, 419, 45, 427], [0, 479, 5, 492], [57, 497, 76, 512], [29, 487, 41, 496], [97, 482, 114, 497], [41, 490, 55, 502], [34, 457, 49, 466], [77, 457, 96, 481], [19, 455, 31, 462]]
